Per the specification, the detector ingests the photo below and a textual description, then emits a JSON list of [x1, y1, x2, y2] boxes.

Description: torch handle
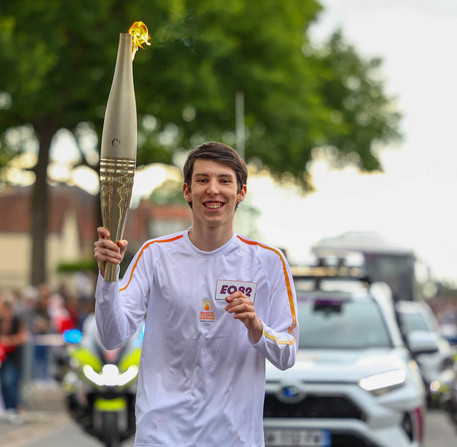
[[100, 156, 136, 282], [104, 262, 119, 283]]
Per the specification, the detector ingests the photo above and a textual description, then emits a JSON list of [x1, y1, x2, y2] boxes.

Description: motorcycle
[[60, 315, 142, 447]]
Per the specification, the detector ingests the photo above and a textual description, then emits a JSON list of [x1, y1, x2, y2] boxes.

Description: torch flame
[[128, 21, 151, 60]]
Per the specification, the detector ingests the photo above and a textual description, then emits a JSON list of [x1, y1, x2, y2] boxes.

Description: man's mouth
[[205, 201, 224, 209]]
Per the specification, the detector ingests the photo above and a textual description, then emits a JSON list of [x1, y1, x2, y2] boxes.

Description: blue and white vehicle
[[263, 267, 437, 447]]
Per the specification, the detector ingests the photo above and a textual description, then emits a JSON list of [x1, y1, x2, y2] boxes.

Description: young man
[[94, 142, 298, 447]]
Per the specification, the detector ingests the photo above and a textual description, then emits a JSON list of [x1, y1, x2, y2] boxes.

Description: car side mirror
[[407, 330, 440, 355]]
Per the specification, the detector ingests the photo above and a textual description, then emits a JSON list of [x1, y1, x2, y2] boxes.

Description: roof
[[312, 231, 415, 256], [291, 265, 369, 282], [0, 186, 191, 246], [0, 185, 95, 242]]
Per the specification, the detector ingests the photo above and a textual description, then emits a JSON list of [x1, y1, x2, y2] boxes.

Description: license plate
[[265, 429, 331, 447]]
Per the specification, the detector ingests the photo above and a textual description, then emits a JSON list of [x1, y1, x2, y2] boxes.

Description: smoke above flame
[[128, 21, 151, 60]]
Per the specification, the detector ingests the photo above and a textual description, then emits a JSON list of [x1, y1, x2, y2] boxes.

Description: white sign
[[215, 279, 257, 301]]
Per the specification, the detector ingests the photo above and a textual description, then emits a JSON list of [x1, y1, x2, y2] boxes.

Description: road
[[1, 384, 455, 446], [1, 408, 455, 446], [423, 407, 456, 446]]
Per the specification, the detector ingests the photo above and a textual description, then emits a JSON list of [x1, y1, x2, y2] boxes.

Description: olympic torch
[[100, 22, 150, 281]]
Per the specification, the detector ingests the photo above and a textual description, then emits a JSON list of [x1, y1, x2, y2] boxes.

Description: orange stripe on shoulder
[[119, 235, 183, 292], [237, 235, 297, 333]]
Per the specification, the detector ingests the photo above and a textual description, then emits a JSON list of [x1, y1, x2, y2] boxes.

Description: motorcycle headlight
[[359, 369, 407, 395], [82, 364, 139, 387]]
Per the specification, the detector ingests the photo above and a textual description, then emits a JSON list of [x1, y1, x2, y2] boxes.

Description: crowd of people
[[0, 273, 95, 425]]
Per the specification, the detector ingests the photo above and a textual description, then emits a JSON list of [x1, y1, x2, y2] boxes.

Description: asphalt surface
[[0, 382, 68, 447], [2, 381, 456, 447]]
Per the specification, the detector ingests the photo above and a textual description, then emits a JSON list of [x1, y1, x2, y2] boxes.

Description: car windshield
[[298, 296, 393, 349], [399, 311, 430, 333]]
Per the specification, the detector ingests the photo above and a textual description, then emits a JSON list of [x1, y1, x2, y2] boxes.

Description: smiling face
[[183, 158, 246, 233]]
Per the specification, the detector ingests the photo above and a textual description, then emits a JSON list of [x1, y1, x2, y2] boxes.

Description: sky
[[246, 0, 457, 284]]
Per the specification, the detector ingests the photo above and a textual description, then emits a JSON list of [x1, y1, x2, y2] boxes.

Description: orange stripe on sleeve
[[119, 235, 183, 292], [237, 235, 297, 334]]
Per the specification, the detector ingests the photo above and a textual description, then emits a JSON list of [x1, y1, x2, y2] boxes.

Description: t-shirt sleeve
[[252, 251, 298, 370], [95, 243, 150, 349]]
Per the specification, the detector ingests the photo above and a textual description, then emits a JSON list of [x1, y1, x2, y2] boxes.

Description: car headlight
[[359, 369, 407, 395]]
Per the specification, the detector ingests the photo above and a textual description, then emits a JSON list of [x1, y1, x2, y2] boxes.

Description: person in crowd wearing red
[[0, 293, 29, 424]]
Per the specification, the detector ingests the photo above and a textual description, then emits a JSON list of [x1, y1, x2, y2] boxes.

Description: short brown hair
[[183, 142, 248, 193]]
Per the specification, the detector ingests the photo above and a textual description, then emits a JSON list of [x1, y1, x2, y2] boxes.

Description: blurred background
[[1, 0, 457, 445]]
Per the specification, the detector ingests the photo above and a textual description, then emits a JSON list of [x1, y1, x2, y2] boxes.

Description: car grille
[[264, 393, 366, 420]]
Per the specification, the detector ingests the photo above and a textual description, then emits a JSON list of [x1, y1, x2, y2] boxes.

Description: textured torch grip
[[100, 156, 136, 282]]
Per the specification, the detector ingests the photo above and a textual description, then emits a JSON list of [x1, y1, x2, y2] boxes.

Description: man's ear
[[237, 185, 247, 204], [183, 183, 191, 202]]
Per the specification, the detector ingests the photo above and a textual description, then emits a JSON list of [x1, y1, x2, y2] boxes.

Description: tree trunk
[[30, 121, 55, 286]]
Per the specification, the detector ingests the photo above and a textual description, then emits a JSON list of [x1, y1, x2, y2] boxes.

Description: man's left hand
[[225, 292, 263, 343]]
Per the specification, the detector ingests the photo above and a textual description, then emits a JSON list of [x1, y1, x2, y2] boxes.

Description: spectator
[[0, 293, 29, 424], [48, 292, 75, 334]]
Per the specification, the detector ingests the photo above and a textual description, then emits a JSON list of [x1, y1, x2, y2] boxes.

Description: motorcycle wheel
[[102, 412, 121, 447]]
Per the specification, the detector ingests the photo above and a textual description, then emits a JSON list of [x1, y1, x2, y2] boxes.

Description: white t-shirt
[[95, 229, 298, 447]]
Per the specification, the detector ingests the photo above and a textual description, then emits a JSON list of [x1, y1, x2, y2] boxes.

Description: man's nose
[[206, 179, 219, 194]]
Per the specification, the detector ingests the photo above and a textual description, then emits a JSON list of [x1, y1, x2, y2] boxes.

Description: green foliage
[[0, 143, 15, 173], [151, 179, 187, 205], [57, 259, 97, 273], [311, 31, 402, 172], [0, 0, 401, 186]]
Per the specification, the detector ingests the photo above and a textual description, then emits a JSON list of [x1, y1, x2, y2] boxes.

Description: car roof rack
[[290, 265, 371, 284]]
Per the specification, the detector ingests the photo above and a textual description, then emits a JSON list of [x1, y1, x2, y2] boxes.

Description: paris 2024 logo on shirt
[[199, 299, 215, 327]]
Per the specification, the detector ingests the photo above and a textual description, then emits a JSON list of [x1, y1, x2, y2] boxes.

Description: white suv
[[397, 300, 453, 402], [264, 268, 434, 447]]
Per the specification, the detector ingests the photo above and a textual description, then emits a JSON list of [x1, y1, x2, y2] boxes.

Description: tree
[[0, 0, 401, 285]]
